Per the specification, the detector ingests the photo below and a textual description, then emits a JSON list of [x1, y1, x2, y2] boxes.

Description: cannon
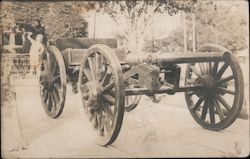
[[39, 38, 244, 146]]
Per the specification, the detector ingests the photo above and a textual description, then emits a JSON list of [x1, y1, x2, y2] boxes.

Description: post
[[192, 13, 196, 52], [215, 24, 218, 45], [93, 9, 96, 38], [214, 3, 218, 45], [183, 12, 187, 53]]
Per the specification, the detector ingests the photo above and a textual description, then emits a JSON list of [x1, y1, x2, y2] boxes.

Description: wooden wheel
[[185, 44, 244, 130], [125, 95, 141, 112], [39, 46, 67, 118], [78, 44, 125, 146], [125, 85, 142, 112]]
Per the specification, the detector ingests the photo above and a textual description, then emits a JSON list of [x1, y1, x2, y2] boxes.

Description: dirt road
[[2, 77, 249, 158]]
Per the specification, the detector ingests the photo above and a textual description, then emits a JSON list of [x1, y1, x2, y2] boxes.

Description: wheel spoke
[[99, 66, 108, 82], [190, 96, 204, 111], [52, 89, 59, 104], [198, 63, 206, 75], [47, 92, 52, 112], [42, 60, 49, 73], [51, 61, 58, 75], [208, 62, 212, 75], [217, 86, 235, 95], [134, 95, 141, 103], [52, 75, 60, 83], [216, 62, 229, 79], [103, 94, 116, 105], [216, 95, 231, 111], [54, 83, 63, 99], [205, 63, 209, 74], [103, 106, 115, 121], [216, 75, 234, 86], [46, 52, 51, 70], [95, 53, 101, 80], [208, 99, 215, 124], [83, 68, 93, 81], [51, 91, 57, 112], [213, 98, 224, 121], [43, 90, 49, 102], [201, 99, 208, 121], [108, 89, 116, 97], [103, 81, 115, 92], [88, 57, 97, 80], [93, 112, 98, 129], [125, 96, 129, 105], [103, 115, 112, 135], [102, 72, 112, 86], [212, 62, 219, 76], [190, 65, 202, 78]]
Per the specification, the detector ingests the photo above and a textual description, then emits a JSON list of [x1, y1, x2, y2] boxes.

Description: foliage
[[144, 28, 185, 53], [191, 0, 248, 52], [96, 0, 196, 53], [1, 1, 88, 43], [161, 1, 248, 53]]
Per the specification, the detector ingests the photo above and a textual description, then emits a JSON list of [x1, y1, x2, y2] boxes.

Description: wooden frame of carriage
[[39, 38, 244, 146]]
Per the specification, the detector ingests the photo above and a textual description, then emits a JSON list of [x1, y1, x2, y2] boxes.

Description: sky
[[86, 12, 182, 39], [85, 0, 248, 42]]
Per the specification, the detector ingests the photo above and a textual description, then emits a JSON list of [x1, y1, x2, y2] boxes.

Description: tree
[[1, 1, 88, 43], [187, 0, 248, 52], [157, 0, 248, 53], [96, 0, 196, 54]]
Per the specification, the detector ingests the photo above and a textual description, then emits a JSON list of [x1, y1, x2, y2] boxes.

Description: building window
[[15, 33, 23, 45], [3, 33, 10, 46]]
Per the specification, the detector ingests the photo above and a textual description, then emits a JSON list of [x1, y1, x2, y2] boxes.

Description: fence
[[1, 53, 30, 80]]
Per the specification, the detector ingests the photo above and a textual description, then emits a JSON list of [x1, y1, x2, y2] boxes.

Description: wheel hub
[[195, 75, 216, 96], [203, 75, 216, 91], [81, 81, 103, 110]]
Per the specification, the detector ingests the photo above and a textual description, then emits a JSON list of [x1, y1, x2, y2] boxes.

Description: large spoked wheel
[[39, 46, 67, 118], [78, 44, 125, 146], [185, 44, 244, 131]]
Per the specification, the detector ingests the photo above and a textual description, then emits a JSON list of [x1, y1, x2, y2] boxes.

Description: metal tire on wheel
[[78, 44, 125, 146], [185, 44, 244, 131], [39, 45, 67, 118]]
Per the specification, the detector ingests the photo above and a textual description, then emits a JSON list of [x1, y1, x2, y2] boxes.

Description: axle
[[125, 51, 231, 65], [125, 85, 204, 96]]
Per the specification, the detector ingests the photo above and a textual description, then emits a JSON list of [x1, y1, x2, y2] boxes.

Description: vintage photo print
[[1, 0, 249, 158]]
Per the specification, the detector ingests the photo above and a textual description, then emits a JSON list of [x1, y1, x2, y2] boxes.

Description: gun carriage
[[39, 38, 244, 146]]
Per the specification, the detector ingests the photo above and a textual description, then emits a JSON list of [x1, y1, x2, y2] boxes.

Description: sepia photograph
[[1, 0, 249, 158]]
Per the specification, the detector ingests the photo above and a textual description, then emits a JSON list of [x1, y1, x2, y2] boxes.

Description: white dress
[[29, 40, 44, 66]]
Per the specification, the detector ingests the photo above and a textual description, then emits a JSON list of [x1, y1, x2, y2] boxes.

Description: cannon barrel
[[125, 51, 231, 65]]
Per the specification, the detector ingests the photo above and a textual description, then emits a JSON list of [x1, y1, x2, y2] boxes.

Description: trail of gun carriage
[[1, 0, 249, 157]]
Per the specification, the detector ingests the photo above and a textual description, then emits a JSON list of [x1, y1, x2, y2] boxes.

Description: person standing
[[27, 32, 44, 76]]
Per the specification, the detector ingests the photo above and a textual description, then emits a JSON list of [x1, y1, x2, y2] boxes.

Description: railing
[[1, 53, 30, 79]]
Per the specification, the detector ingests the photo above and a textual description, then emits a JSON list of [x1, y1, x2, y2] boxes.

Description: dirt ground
[[1, 76, 249, 158]]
